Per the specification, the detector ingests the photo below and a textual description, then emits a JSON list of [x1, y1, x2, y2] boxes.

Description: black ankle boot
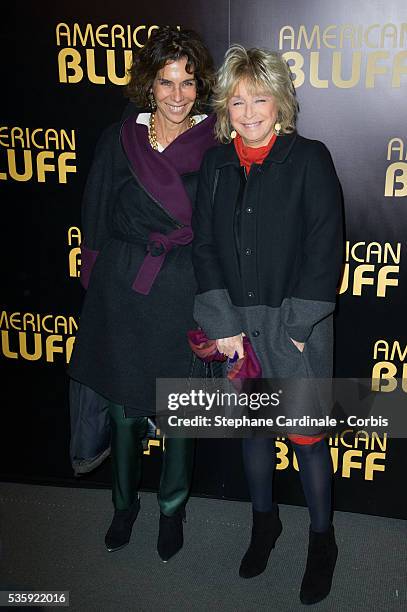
[[157, 507, 186, 562], [300, 524, 338, 605], [104, 496, 140, 552], [239, 503, 283, 578]]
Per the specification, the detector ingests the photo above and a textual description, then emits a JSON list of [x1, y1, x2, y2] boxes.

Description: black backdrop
[[1, 1, 406, 519]]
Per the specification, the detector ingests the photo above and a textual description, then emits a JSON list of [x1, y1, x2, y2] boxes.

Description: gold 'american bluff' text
[[0, 311, 78, 363], [338, 241, 401, 297], [372, 340, 407, 392], [0, 126, 76, 183], [279, 23, 407, 88], [385, 137, 407, 197], [56, 23, 167, 85], [68, 226, 82, 278], [275, 430, 386, 481]]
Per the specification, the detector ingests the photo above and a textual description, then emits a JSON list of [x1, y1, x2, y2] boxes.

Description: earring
[[274, 122, 281, 136], [148, 90, 157, 111], [230, 129, 237, 139]]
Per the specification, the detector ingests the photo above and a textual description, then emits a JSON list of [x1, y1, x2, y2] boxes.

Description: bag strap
[[211, 168, 220, 208]]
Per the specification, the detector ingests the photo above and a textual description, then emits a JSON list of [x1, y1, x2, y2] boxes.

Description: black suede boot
[[104, 496, 140, 552], [239, 503, 283, 578], [157, 507, 186, 562], [300, 524, 338, 605]]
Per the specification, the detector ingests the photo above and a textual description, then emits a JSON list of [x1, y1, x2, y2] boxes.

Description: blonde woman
[[192, 46, 343, 605]]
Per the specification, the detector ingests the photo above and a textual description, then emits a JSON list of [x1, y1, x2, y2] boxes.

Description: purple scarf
[[121, 113, 217, 294]]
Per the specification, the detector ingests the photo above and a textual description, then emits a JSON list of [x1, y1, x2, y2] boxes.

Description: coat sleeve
[[192, 151, 243, 340], [283, 141, 344, 343], [80, 124, 117, 289]]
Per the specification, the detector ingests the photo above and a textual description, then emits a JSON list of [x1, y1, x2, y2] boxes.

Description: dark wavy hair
[[125, 26, 214, 113]]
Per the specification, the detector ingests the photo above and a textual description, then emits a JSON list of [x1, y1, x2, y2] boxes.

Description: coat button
[[245, 248, 252, 256], [252, 330, 260, 337], [248, 291, 255, 298], [245, 207, 253, 213]]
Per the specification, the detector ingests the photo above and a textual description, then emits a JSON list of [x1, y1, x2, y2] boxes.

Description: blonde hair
[[212, 45, 299, 143]]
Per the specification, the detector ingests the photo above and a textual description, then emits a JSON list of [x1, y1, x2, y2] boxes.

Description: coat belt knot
[[133, 227, 193, 295]]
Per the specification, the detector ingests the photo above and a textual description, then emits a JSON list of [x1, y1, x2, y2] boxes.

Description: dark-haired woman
[[68, 26, 216, 561]]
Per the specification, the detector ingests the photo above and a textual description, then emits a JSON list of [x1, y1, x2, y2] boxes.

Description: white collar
[[136, 112, 208, 152]]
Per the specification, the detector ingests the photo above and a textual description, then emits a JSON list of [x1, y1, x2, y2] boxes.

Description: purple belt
[[132, 226, 193, 295]]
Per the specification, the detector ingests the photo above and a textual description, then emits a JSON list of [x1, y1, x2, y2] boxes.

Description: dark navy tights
[[242, 438, 332, 532]]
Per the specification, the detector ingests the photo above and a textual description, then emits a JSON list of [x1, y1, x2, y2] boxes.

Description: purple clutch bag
[[187, 329, 262, 380]]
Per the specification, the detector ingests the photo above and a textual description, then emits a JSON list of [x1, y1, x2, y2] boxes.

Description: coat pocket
[[264, 324, 307, 379], [283, 326, 305, 357]]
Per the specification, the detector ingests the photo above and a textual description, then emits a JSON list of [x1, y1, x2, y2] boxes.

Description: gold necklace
[[148, 112, 196, 150]]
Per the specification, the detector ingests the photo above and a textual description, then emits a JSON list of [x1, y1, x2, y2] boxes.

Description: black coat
[[192, 132, 344, 430], [68, 118, 211, 417]]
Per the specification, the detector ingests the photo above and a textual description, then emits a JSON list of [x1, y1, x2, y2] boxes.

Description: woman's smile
[[228, 78, 278, 147]]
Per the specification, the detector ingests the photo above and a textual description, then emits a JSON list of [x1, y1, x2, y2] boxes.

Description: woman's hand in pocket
[[290, 337, 305, 352]]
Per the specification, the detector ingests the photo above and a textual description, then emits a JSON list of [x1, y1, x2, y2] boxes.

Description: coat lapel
[[120, 113, 217, 226]]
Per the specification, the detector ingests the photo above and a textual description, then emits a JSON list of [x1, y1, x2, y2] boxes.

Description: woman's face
[[152, 57, 197, 125], [228, 79, 278, 147]]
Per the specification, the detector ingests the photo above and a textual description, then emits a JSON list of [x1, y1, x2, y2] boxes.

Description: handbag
[[187, 329, 262, 380]]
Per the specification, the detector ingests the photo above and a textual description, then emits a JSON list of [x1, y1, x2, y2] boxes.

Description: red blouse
[[233, 132, 277, 174]]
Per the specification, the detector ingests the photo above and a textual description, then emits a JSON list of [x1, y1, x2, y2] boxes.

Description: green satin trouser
[[108, 403, 195, 516]]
